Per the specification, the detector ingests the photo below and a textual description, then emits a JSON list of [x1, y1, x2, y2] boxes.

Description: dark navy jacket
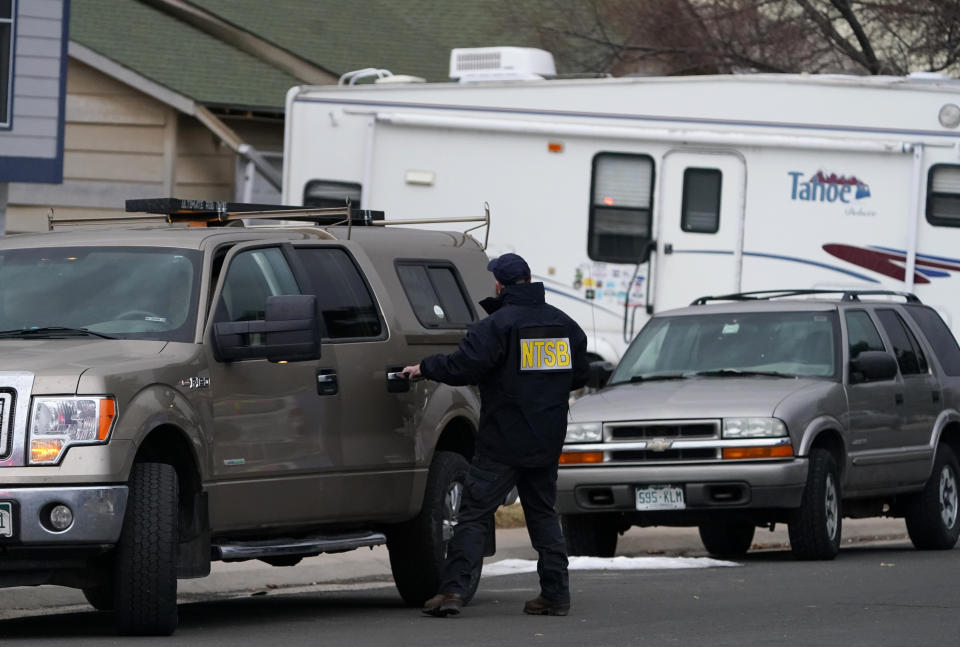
[[420, 282, 589, 467]]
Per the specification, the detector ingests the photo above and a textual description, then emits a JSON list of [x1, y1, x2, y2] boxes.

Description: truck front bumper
[[557, 458, 808, 514], [0, 485, 128, 544]]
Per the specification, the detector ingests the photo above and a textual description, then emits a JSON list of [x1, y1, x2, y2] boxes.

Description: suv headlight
[[565, 422, 602, 443], [723, 417, 787, 439], [30, 397, 117, 465]]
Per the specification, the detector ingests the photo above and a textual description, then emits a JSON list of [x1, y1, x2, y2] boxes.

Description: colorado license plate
[[635, 485, 685, 510], [0, 502, 12, 538]]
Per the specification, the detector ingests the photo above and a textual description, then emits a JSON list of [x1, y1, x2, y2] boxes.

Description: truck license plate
[[635, 485, 685, 510], [0, 501, 13, 538]]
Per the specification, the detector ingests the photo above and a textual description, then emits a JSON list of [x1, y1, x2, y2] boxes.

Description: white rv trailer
[[283, 53, 960, 362]]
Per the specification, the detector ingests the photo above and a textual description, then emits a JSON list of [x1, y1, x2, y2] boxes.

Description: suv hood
[[570, 377, 826, 422], [0, 338, 167, 388]]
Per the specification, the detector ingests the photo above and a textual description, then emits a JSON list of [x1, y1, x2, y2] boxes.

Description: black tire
[[561, 513, 618, 557], [387, 451, 480, 606], [81, 583, 114, 612], [113, 462, 179, 636], [698, 520, 755, 557], [906, 444, 960, 550], [788, 448, 842, 560]]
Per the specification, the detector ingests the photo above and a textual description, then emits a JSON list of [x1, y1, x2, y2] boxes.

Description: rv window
[[681, 168, 722, 234], [303, 180, 362, 209], [926, 165, 960, 227], [589, 153, 654, 264], [396, 261, 476, 329]]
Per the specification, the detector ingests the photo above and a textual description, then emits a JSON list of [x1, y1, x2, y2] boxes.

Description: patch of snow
[[482, 556, 738, 577]]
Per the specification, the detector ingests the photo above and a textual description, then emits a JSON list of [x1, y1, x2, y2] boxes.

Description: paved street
[[3, 518, 958, 645]]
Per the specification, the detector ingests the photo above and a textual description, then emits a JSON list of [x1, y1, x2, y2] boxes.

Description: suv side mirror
[[849, 350, 898, 383], [587, 360, 615, 389], [214, 294, 321, 363]]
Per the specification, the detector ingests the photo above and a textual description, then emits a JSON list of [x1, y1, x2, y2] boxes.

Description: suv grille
[[0, 389, 15, 460], [602, 419, 721, 465], [608, 422, 718, 440]]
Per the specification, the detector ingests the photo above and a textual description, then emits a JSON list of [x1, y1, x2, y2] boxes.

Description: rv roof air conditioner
[[450, 47, 556, 83]]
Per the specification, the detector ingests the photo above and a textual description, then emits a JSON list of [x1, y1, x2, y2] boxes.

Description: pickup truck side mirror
[[849, 350, 898, 384], [587, 360, 615, 389], [214, 294, 321, 363]]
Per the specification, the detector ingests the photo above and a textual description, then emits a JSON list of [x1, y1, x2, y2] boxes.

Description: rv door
[[653, 151, 746, 311]]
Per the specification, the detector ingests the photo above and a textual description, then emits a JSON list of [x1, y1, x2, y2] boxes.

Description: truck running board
[[213, 531, 387, 561]]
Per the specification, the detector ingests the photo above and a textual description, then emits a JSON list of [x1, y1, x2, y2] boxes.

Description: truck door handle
[[386, 367, 411, 393], [316, 369, 338, 396], [895, 393, 904, 405]]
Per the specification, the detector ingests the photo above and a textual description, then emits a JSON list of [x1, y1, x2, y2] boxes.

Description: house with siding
[[5, 0, 532, 233]]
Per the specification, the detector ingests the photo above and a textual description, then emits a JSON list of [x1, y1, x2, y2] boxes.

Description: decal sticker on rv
[[789, 170, 871, 203], [822, 244, 960, 284]]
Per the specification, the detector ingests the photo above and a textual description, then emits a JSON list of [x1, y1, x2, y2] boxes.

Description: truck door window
[[588, 153, 654, 263], [681, 168, 722, 233], [294, 247, 382, 339], [876, 309, 928, 374], [926, 164, 960, 227], [216, 248, 300, 323], [396, 261, 475, 328], [905, 305, 960, 375], [845, 310, 885, 359], [303, 180, 361, 209]]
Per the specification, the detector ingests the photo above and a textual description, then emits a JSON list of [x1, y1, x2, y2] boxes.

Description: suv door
[[290, 243, 420, 520], [844, 308, 902, 491], [204, 243, 343, 531]]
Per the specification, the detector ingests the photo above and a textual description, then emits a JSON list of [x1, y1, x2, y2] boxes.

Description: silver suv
[[558, 290, 960, 560], [0, 200, 492, 635]]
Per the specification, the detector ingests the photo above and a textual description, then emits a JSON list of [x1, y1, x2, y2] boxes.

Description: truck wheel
[[113, 462, 179, 636], [561, 513, 618, 557], [905, 444, 960, 550], [387, 451, 480, 606], [788, 448, 841, 560], [698, 521, 755, 557]]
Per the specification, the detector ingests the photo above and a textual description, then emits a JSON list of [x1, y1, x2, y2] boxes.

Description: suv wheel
[[113, 462, 179, 635], [387, 451, 480, 606], [906, 444, 960, 550], [698, 521, 755, 557], [788, 448, 841, 560], [561, 513, 618, 557]]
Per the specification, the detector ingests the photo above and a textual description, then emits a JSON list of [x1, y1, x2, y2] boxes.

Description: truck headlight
[[723, 417, 787, 439], [565, 422, 602, 443], [29, 397, 117, 465]]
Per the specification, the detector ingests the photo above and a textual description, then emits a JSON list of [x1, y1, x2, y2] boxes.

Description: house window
[[396, 261, 475, 328], [303, 180, 361, 209], [0, 0, 14, 128], [681, 168, 722, 233], [588, 153, 654, 263], [926, 164, 960, 227]]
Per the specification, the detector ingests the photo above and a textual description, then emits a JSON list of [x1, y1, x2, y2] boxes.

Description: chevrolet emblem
[[646, 438, 673, 452]]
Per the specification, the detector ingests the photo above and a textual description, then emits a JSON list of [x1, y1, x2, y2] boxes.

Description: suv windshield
[[0, 246, 202, 342], [610, 310, 839, 384]]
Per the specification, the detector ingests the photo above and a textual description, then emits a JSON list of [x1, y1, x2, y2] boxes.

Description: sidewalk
[[0, 517, 911, 617]]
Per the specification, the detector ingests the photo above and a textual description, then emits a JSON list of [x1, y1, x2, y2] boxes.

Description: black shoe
[[523, 595, 570, 616], [422, 593, 464, 617]]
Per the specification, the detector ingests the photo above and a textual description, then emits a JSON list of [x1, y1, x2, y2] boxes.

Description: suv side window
[[876, 309, 928, 375], [905, 305, 960, 375], [295, 248, 382, 339], [216, 247, 300, 322], [396, 261, 475, 328], [845, 310, 885, 359]]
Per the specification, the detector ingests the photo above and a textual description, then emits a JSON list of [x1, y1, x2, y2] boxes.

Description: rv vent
[[449, 47, 556, 83]]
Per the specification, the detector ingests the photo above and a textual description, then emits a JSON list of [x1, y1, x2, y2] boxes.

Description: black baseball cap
[[487, 253, 531, 285]]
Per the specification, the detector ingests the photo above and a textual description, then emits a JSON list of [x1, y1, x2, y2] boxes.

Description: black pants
[[440, 453, 569, 603]]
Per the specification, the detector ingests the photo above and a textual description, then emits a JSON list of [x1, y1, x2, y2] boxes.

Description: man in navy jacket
[[402, 253, 589, 617]]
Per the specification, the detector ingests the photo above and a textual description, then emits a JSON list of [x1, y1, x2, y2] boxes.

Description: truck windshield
[[0, 246, 202, 342], [610, 310, 840, 384]]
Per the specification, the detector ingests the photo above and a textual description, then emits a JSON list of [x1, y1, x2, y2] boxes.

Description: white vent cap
[[450, 47, 556, 83]]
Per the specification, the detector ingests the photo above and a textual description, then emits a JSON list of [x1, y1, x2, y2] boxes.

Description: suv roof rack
[[690, 289, 921, 306], [47, 198, 492, 249]]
